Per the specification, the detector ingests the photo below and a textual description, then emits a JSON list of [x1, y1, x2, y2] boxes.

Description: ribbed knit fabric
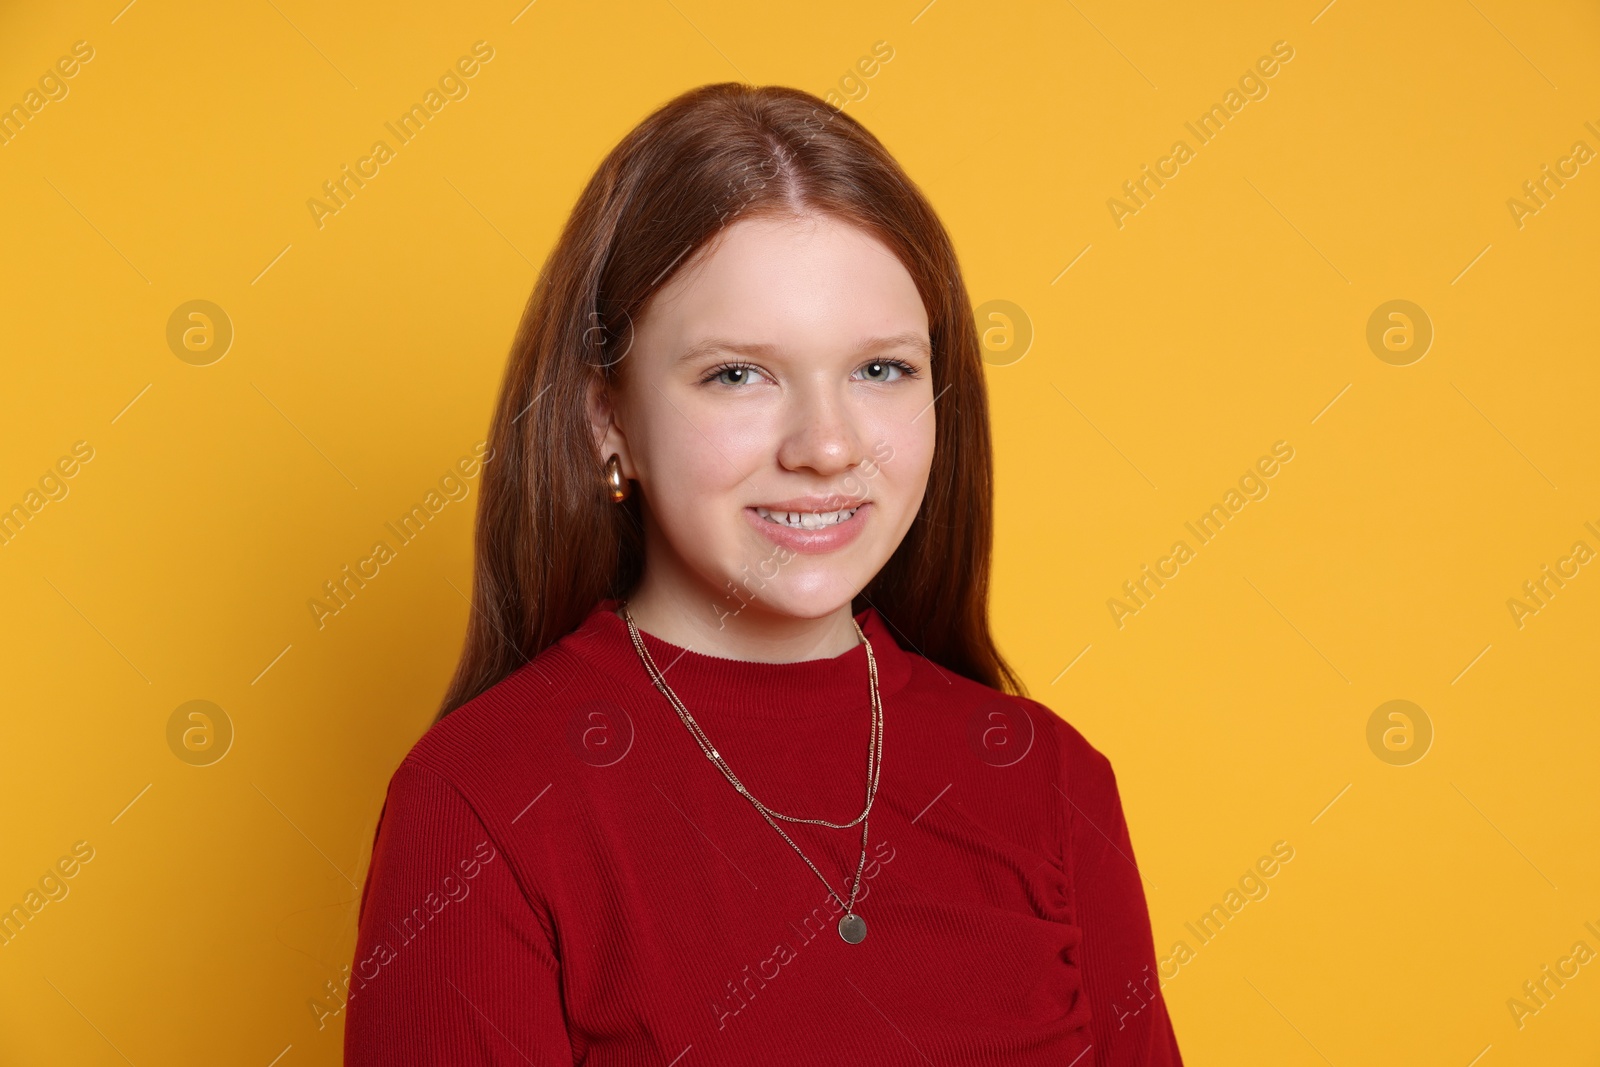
[[345, 597, 1183, 1065]]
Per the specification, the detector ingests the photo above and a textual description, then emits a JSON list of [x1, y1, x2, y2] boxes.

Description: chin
[[722, 571, 871, 622]]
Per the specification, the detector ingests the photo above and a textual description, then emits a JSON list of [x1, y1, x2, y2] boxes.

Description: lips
[[743, 501, 870, 555], [752, 505, 861, 530]]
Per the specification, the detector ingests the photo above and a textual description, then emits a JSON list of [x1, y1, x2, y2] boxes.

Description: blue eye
[[700, 358, 921, 387], [855, 358, 918, 383], [703, 362, 768, 386]]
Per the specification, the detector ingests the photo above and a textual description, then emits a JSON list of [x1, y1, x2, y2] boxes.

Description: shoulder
[[896, 650, 1118, 800], [1025, 696, 1118, 801], [957, 672, 1121, 805], [388, 638, 597, 821]]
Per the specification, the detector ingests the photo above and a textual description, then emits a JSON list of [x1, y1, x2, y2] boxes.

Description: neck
[[620, 575, 860, 663]]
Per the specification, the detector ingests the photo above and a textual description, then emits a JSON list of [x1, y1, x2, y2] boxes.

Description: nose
[[774, 378, 868, 477]]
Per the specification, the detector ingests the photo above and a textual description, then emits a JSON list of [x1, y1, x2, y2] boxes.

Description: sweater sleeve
[[1056, 719, 1184, 1066], [344, 757, 574, 1066]]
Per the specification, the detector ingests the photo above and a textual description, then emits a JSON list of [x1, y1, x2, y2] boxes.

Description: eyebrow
[[674, 331, 932, 367]]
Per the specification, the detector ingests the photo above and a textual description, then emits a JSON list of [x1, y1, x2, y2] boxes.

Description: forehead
[[637, 214, 928, 348]]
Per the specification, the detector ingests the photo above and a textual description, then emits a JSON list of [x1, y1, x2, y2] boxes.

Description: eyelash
[[701, 358, 921, 387]]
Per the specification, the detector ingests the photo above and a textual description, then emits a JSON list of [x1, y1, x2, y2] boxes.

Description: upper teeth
[[755, 506, 860, 529]]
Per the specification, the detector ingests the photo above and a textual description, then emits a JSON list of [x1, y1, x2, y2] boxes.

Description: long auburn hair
[[434, 82, 1025, 723]]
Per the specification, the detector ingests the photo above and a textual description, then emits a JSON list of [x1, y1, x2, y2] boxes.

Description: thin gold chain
[[621, 602, 883, 916]]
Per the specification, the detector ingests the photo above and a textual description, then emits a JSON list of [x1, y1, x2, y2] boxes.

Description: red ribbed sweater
[[345, 598, 1183, 1065]]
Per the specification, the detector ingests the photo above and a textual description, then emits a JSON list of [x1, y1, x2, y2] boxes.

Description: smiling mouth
[[752, 505, 862, 530]]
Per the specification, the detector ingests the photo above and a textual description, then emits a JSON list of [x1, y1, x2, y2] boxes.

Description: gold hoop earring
[[605, 453, 630, 503]]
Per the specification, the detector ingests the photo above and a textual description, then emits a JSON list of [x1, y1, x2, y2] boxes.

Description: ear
[[585, 374, 634, 477]]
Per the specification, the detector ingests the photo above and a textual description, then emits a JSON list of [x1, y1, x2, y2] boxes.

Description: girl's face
[[590, 212, 936, 626]]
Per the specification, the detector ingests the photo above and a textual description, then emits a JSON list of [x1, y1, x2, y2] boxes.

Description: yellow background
[[2, 0, 1597, 1063]]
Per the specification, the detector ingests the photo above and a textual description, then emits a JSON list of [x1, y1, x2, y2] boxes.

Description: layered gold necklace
[[620, 601, 883, 944]]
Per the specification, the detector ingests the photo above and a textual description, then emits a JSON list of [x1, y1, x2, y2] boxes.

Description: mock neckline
[[561, 596, 914, 720]]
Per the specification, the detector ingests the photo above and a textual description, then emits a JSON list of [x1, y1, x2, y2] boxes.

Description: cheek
[[640, 411, 764, 529], [866, 410, 935, 510]]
